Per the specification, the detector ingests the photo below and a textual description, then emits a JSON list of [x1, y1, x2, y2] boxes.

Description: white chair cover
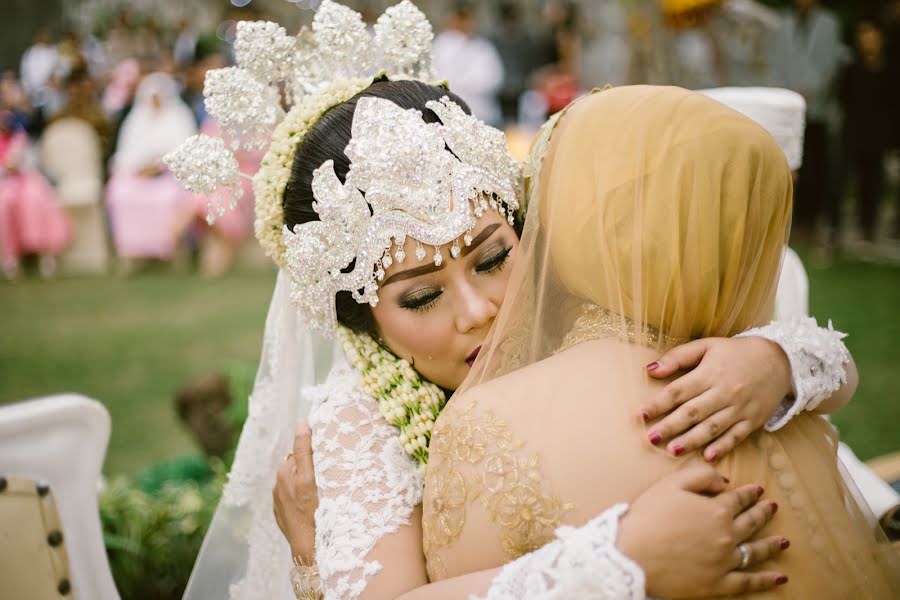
[[0, 394, 119, 599], [775, 246, 809, 320], [39, 118, 109, 274]]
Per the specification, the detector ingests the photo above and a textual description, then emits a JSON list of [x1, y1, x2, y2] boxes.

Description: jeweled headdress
[[165, 0, 520, 337]]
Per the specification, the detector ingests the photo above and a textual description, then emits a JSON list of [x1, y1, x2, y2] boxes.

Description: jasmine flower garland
[[338, 326, 447, 466]]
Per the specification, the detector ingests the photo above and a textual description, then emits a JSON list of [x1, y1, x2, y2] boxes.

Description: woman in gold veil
[[422, 85, 899, 598]]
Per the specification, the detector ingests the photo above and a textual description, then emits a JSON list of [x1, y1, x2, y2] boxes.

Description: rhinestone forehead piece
[[164, 1, 520, 337], [284, 96, 520, 336]]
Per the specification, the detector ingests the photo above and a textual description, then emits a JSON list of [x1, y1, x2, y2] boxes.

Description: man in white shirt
[[432, 1, 504, 128], [19, 28, 59, 108]]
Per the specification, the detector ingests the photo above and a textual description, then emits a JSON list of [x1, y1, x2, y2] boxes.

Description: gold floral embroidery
[[423, 401, 573, 580], [556, 301, 689, 354], [481, 452, 573, 558]]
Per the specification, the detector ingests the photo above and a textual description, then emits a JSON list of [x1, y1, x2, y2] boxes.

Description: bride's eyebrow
[[381, 262, 442, 287], [381, 223, 502, 287], [459, 223, 500, 257]]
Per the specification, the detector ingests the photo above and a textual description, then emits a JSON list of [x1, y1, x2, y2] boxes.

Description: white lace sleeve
[[737, 316, 850, 432], [475, 504, 646, 600], [306, 362, 424, 600]]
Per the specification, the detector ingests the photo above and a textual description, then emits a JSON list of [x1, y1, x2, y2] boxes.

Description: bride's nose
[[454, 282, 498, 334]]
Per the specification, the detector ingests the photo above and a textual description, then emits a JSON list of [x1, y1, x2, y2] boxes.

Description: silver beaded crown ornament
[[164, 0, 520, 337]]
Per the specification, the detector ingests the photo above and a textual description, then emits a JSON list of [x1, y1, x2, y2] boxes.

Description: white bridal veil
[[183, 271, 335, 599]]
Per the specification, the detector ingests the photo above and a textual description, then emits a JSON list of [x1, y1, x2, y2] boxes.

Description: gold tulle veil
[[450, 86, 899, 597]]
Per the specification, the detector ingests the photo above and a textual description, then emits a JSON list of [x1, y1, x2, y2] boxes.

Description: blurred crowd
[[1, 9, 256, 280], [2, 0, 899, 281]]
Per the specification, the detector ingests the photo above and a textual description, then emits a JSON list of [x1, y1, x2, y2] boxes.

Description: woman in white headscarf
[[106, 72, 197, 260]]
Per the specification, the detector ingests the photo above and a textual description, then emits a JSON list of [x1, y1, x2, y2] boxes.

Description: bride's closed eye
[[475, 246, 512, 274], [400, 288, 443, 312], [398, 245, 513, 313]]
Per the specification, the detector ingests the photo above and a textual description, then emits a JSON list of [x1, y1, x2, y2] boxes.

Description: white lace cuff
[[474, 503, 645, 600], [737, 317, 850, 432]]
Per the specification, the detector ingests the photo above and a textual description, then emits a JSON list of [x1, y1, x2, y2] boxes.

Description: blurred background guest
[[833, 15, 897, 256], [491, 1, 537, 126], [105, 72, 195, 267], [19, 27, 58, 114], [580, 1, 630, 88], [433, 1, 504, 127], [770, 0, 846, 244], [0, 108, 71, 279], [48, 67, 112, 163], [532, 0, 582, 115], [665, 1, 726, 89], [173, 18, 199, 68]]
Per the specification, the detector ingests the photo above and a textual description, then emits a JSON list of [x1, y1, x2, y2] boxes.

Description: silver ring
[[738, 543, 751, 569]]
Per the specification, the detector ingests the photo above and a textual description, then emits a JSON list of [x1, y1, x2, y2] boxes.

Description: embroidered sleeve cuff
[[474, 503, 645, 600], [737, 317, 850, 432]]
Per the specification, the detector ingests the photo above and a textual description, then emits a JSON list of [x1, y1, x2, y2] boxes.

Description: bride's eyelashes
[[398, 245, 512, 313], [401, 288, 443, 313], [475, 246, 512, 274]]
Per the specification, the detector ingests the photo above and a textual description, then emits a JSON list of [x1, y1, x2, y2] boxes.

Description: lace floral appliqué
[[307, 361, 423, 600]]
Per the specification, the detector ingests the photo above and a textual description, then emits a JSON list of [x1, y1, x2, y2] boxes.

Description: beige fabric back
[[0, 395, 119, 599], [0, 476, 73, 599], [40, 119, 109, 273], [40, 118, 103, 208]]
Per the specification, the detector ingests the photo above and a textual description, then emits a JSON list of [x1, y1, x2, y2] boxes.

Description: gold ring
[[284, 452, 294, 463]]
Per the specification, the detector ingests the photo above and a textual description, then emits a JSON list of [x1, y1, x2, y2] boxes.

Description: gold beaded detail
[[556, 302, 690, 354], [290, 561, 324, 600]]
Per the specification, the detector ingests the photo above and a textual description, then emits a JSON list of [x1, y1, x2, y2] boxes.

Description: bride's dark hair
[[282, 79, 471, 337]]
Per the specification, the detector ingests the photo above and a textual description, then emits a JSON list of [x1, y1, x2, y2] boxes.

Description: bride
[[164, 2, 862, 598], [420, 85, 900, 598]]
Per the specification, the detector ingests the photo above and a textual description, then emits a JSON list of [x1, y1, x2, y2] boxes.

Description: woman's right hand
[[273, 421, 319, 565], [616, 465, 789, 599]]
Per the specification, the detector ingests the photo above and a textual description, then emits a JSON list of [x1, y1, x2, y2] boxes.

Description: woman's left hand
[[273, 421, 319, 565], [638, 337, 792, 462]]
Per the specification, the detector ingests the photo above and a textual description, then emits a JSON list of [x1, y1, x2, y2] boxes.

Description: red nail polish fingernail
[[707, 451, 719, 462], [722, 476, 730, 484], [640, 411, 651, 422], [646, 361, 660, 372], [775, 576, 788, 585], [672, 444, 685, 457], [649, 432, 662, 445], [757, 486, 765, 497], [770, 502, 779, 515], [780, 538, 790, 550]]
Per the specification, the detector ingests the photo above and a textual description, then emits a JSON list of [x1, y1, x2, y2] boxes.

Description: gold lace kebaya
[[423, 303, 685, 580], [423, 400, 573, 580]]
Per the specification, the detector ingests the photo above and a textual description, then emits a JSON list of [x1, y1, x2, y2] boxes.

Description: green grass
[[0, 269, 275, 474], [1, 257, 897, 477], [802, 253, 900, 461]]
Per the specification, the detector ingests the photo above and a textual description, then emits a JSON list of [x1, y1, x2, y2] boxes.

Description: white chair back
[[775, 246, 809, 320], [0, 394, 119, 599], [40, 119, 103, 207], [39, 119, 109, 274]]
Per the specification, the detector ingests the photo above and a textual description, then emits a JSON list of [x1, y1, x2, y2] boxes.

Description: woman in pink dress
[[105, 72, 196, 261], [0, 111, 71, 279]]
